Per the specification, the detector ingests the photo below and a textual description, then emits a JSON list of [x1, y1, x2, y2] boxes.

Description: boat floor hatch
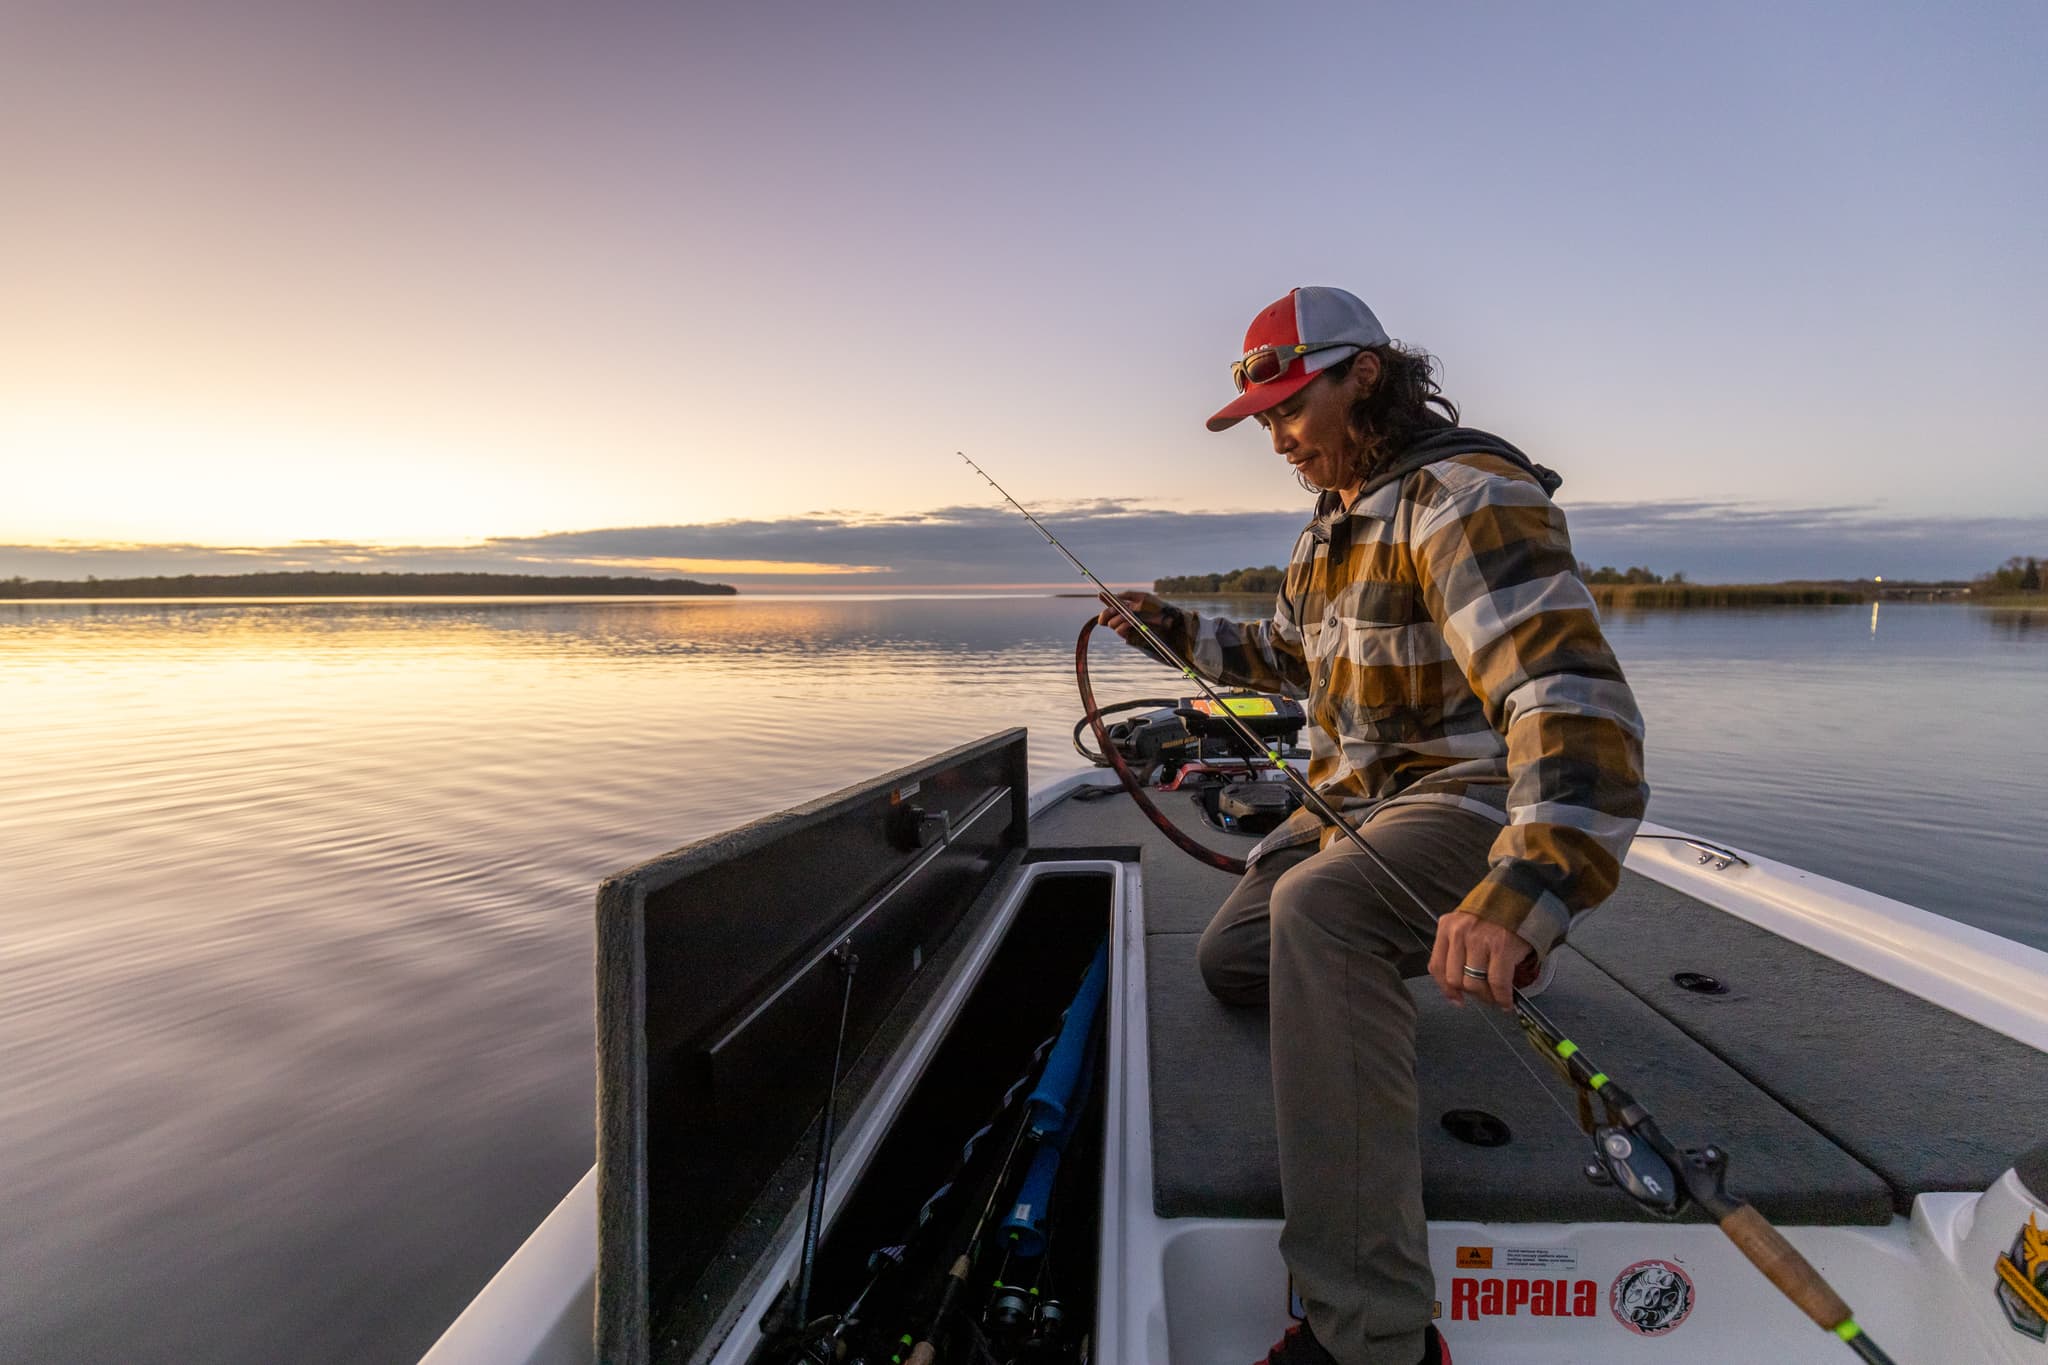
[[595, 731, 1030, 1365]]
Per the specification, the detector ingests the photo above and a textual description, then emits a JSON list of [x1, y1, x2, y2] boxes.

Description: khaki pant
[[1197, 803, 1500, 1365]]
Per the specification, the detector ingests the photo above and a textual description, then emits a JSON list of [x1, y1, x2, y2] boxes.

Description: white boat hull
[[423, 768, 2048, 1364]]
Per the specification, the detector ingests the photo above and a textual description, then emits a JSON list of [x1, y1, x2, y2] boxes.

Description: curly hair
[[1297, 342, 1459, 493]]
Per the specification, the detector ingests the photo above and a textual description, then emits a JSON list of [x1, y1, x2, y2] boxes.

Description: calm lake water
[[2, 594, 2043, 1364]]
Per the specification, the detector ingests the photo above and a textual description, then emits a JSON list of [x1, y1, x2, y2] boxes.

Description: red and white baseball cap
[[1206, 286, 1391, 432]]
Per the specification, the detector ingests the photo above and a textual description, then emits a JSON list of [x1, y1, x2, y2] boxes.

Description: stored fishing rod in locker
[[898, 940, 1107, 1365], [983, 942, 1106, 1355], [773, 1016, 1060, 1364], [774, 938, 1108, 1365]]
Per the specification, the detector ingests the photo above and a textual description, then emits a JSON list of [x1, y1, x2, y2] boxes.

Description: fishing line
[[1321, 849, 1590, 1136], [961, 452, 1449, 922], [963, 450, 1900, 1365], [963, 452, 1488, 958]]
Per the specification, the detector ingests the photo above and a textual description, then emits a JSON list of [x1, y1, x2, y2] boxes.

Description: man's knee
[[1269, 854, 1419, 964], [1197, 918, 1266, 1006], [1268, 858, 1341, 942]]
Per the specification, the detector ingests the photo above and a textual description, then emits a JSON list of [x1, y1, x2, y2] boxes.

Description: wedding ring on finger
[[1461, 965, 1489, 983]]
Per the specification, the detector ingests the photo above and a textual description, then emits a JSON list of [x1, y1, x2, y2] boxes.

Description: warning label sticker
[[1453, 1246, 1578, 1272], [1501, 1248, 1581, 1272]]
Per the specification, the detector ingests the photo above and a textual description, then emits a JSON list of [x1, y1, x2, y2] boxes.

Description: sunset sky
[[4, 1, 2044, 587]]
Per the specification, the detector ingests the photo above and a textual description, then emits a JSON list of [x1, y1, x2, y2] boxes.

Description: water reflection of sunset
[[5, 595, 2047, 1365], [0, 594, 1194, 1365]]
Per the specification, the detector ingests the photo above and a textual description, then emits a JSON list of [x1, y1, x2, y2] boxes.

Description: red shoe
[[1252, 1320, 1450, 1365], [1254, 1321, 1338, 1364]]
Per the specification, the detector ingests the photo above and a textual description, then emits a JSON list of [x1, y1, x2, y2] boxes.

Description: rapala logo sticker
[[1448, 1277, 1597, 1320], [1609, 1259, 1695, 1336], [1994, 1212, 2048, 1341]]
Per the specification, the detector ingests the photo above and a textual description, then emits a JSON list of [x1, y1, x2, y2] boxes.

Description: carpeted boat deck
[[1032, 784, 2039, 1226], [1569, 875, 2048, 1212]]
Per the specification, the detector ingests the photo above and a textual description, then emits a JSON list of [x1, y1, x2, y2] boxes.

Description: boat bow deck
[[1032, 782, 2045, 1229]]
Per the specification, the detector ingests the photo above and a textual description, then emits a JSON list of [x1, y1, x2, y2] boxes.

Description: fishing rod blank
[[793, 941, 858, 1333], [962, 450, 1900, 1364]]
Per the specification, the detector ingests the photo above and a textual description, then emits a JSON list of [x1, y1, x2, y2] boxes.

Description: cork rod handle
[[1719, 1204, 1852, 1329]]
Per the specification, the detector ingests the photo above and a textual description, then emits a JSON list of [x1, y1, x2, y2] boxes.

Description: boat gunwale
[[1622, 818, 2048, 1051], [419, 765, 2048, 1365]]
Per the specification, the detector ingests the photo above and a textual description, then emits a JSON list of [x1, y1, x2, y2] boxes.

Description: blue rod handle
[[1000, 1144, 1062, 1258], [1028, 941, 1109, 1138]]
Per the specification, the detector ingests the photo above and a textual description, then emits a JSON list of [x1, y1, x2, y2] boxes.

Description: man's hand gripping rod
[[959, 450, 1898, 1363]]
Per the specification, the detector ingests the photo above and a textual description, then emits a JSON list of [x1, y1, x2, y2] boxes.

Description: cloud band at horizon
[[4, 500, 2043, 591]]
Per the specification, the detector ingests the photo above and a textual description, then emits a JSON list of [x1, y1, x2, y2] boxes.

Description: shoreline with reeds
[[1587, 583, 1865, 607], [1148, 583, 2036, 610]]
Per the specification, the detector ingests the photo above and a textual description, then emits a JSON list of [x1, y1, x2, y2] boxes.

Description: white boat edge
[[420, 768, 2048, 1365]]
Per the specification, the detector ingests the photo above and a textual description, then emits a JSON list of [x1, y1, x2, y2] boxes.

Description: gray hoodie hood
[[1316, 425, 1563, 517]]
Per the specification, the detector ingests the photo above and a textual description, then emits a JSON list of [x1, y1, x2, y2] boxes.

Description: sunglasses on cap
[[1230, 341, 1357, 393]]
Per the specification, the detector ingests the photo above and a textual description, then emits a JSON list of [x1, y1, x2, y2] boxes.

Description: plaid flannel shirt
[[1160, 447, 1648, 954]]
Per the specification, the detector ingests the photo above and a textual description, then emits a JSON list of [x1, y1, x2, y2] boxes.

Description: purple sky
[[4, 1, 2043, 585]]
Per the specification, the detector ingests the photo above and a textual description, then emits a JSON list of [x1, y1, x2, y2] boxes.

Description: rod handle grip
[[905, 1345, 937, 1365], [1719, 1204, 1852, 1330]]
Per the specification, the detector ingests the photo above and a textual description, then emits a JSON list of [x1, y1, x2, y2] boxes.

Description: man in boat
[[1098, 286, 1648, 1365]]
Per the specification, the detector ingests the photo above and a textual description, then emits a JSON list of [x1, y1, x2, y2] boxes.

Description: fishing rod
[[795, 942, 858, 1330], [987, 957, 1105, 1358], [800, 1024, 1064, 1362], [901, 938, 1108, 1365], [902, 1106, 1035, 1365], [802, 944, 1103, 1365], [960, 451, 1901, 1364], [766, 943, 863, 1364]]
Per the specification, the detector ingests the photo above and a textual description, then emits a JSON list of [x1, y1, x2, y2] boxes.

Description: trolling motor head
[[1073, 618, 1312, 873], [1083, 676, 1308, 830], [1084, 689, 1309, 838], [1097, 693, 1308, 781]]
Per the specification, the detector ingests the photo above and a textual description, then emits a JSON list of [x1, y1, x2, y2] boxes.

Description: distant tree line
[[1576, 562, 1685, 586], [1157, 563, 1696, 594], [0, 571, 738, 599], [1587, 582, 1862, 607], [1153, 565, 1288, 594], [1977, 556, 2043, 593]]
